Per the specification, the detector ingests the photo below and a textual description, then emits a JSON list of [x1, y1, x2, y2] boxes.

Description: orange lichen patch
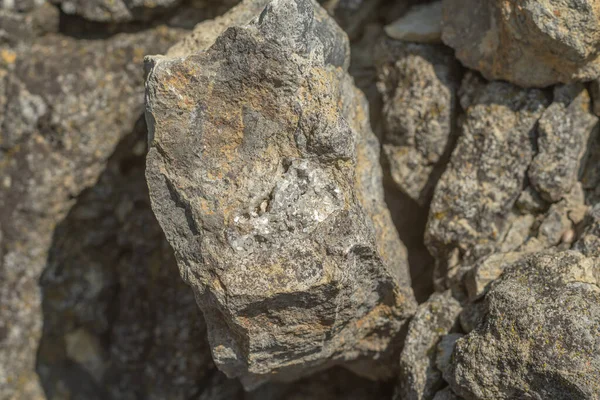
[[1, 49, 17, 65]]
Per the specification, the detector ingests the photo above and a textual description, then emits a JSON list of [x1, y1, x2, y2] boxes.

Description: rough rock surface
[[425, 73, 598, 290], [145, 0, 415, 388], [0, 21, 184, 400], [529, 84, 598, 202], [447, 251, 600, 399], [375, 37, 460, 206], [441, 0, 600, 87], [425, 73, 549, 288], [396, 291, 461, 400]]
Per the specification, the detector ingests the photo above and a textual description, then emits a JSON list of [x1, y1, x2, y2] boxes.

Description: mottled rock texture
[[145, 0, 416, 389], [375, 37, 460, 206], [425, 73, 549, 289], [442, 0, 600, 87], [396, 291, 461, 400], [447, 251, 600, 399], [426, 73, 597, 290], [0, 19, 184, 400]]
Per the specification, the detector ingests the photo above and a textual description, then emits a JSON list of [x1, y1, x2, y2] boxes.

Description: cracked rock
[[145, 0, 415, 389], [447, 251, 600, 399], [396, 291, 461, 400], [528, 84, 598, 203], [375, 38, 460, 206], [442, 0, 600, 87], [425, 72, 548, 289]]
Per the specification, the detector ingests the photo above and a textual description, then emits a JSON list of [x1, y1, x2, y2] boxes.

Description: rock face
[[425, 73, 597, 290], [145, 0, 416, 389], [375, 38, 460, 206], [441, 0, 600, 88], [0, 19, 184, 399], [447, 251, 600, 399], [425, 73, 549, 288], [396, 291, 461, 400], [528, 84, 598, 202]]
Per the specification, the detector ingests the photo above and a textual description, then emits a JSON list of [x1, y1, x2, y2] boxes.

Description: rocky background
[[0, 0, 599, 399]]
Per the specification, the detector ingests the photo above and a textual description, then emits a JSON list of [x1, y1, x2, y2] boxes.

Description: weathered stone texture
[[396, 291, 461, 400], [375, 38, 460, 206], [145, 0, 415, 389], [447, 251, 600, 399], [442, 0, 600, 87]]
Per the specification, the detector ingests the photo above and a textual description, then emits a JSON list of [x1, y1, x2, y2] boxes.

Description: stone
[[36, 130, 224, 400], [375, 38, 460, 206], [457, 301, 485, 334], [384, 1, 442, 44], [425, 72, 548, 289], [166, 0, 271, 58], [396, 291, 461, 400], [51, 0, 181, 22], [574, 204, 600, 257], [529, 84, 598, 202], [441, 0, 600, 87], [0, 25, 184, 400], [447, 251, 600, 399], [145, 0, 416, 389], [435, 333, 463, 379], [464, 252, 526, 301]]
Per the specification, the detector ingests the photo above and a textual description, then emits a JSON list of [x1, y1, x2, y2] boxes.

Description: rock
[[36, 130, 225, 400], [441, 0, 600, 87], [375, 38, 460, 206], [51, 0, 181, 22], [0, 2, 59, 46], [0, 26, 184, 400], [145, 0, 415, 389], [464, 252, 526, 301], [396, 291, 461, 400], [457, 301, 485, 334], [581, 122, 600, 203], [574, 204, 600, 257], [447, 251, 600, 399], [320, 0, 383, 41], [166, 0, 271, 58], [425, 72, 548, 289], [384, 1, 442, 44], [528, 84, 598, 202], [435, 333, 463, 379]]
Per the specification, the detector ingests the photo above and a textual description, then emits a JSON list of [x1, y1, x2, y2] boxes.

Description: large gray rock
[[441, 0, 600, 87], [447, 251, 600, 399], [145, 0, 416, 389], [0, 25, 184, 400], [375, 37, 460, 206], [396, 291, 462, 400]]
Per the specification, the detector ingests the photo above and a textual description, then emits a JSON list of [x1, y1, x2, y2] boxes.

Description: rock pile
[[1, 0, 599, 399]]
